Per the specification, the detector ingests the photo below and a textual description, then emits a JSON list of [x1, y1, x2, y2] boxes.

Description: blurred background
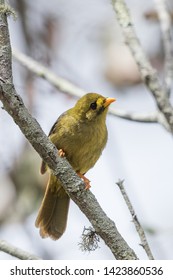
[[0, 0, 173, 259]]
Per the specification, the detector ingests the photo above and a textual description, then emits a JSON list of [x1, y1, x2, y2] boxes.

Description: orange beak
[[103, 97, 116, 108]]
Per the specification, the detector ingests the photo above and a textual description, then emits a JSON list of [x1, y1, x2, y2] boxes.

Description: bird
[[35, 93, 116, 240]]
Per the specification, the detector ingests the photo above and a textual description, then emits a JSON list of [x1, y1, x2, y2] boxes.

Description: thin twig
[[109, 108, 157, 123], [111, 0, 173, 133], [109, 108, 170, 131], [0, 240, 40, 260], [13, 48, 169, 129], [154, 0, 173, 96], [116, 180, 154, 260]]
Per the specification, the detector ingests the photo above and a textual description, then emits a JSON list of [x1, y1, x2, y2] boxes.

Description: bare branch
[[109, 108, 170, 131], [12, 48, 85, 98], [13, 48, 169, 129], [154, 0, 173, 96], [111, 0, 173, 133], [109, 108, 157, 123], [0, 0, 137, 260], [116, 180, 154, 260], [0, 240, 40, 260]]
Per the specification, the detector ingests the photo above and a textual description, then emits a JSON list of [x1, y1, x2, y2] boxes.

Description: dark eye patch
[[90, 102, 97, 110]]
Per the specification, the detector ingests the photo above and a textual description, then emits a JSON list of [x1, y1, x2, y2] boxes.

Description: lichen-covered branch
[[0, 0, 137, 260], [0, 240, 40, 260], [111, 0, 173, 133]]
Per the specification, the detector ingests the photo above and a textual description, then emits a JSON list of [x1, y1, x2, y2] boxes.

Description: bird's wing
[[40, 111, 68, 174]]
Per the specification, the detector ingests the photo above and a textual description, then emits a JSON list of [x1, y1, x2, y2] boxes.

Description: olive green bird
[[35, 93, 115, 240]]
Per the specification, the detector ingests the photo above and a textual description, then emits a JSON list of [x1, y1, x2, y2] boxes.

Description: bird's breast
[[62, 120, 107, 174]]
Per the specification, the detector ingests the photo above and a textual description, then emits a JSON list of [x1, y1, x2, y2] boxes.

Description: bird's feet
[[58, 148, 65, 157], [77, 172, 91, 190], [58, 151, 91, 190]]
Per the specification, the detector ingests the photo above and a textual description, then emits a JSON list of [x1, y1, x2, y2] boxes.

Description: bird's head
[[73, 93, 116, 122]]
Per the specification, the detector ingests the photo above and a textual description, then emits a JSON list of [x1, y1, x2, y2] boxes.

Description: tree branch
[[117, 180, 154, 260], [154, 0, 173, 96], [111, 0, 173, 133], [0, 0, 137, 260], [12, 48, 166, 127], [109, 108, 170, 131], [0, 240, 40, 260], [12, 48, 85, 98]]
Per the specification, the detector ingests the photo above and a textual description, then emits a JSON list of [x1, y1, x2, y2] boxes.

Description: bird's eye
[[90, 102, 97, 110]]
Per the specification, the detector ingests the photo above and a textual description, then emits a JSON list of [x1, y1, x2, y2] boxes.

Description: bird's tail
[[35, 173, 70, 240]]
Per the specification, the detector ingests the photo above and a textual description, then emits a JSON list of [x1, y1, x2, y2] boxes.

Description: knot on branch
[[0, 4, 17, 20], [144, 74, 151, 85]]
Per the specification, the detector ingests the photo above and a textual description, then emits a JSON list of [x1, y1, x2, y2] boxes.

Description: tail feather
[[35, 174, 70, 240]]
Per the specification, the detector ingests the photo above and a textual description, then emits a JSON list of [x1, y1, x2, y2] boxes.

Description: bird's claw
[[77, 172, 91, 190], [58, 149, 65, 157], [83, 177, 91, 190]]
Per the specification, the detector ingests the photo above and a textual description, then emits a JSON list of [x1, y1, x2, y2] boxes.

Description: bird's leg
[[77, 172, 91, 190], [58, 148, 65, 157], [58, 150, 91, 189]]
